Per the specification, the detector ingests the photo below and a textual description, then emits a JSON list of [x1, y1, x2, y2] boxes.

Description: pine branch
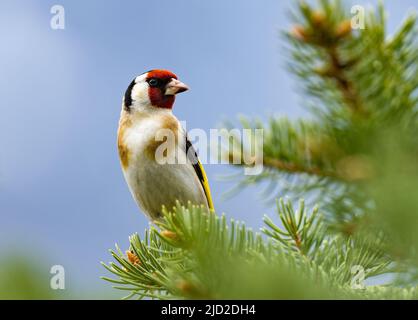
[[219, 0, 418, 231], [221, 116, 347, 180], [262, 199, 391, 285], [290, 1, 367, 115], [288, 1, 418, 122], [263, 154, 340, 180], [103, 201, 399, 299]]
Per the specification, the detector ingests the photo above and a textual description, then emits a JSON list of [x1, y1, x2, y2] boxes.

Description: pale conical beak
[[165, 78, 189, 95]]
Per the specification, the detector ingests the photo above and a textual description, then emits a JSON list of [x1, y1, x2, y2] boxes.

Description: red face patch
[[146, 70, 178, 109]]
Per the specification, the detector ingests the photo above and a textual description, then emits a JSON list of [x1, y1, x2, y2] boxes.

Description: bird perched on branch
[[117, 69, 214, 221]]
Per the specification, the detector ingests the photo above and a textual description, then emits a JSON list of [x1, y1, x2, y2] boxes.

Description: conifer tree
[[103, 0, 418, 299]]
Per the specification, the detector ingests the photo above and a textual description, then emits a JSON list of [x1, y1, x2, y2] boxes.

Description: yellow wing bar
[[186, 137, 215, 211], [196, 159, 214, 210]]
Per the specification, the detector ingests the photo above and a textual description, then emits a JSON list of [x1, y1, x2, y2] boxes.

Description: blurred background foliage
[[0, 252, 65, 299]]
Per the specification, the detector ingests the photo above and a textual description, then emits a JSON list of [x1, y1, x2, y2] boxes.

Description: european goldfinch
[[118, 69, 214, 221]]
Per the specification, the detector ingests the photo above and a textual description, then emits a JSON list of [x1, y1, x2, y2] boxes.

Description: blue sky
[[0, 0, 416, 297]]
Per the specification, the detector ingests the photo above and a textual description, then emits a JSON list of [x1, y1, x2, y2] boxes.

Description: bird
[[117, 69, 214, 221]]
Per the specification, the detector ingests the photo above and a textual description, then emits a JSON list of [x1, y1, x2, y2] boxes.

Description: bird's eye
[[148, 78, 160, 87]]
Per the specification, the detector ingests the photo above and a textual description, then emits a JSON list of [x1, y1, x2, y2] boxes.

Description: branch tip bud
[[336, 20, 352, 39], [161, 230, 178, 240], [126, 250, 140, 265], [291, 25, 310, 41]]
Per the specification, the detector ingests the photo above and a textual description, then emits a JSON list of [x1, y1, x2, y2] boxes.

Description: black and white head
[[123, 69, 189, 112]]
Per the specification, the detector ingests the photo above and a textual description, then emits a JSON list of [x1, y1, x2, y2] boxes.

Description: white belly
[[124, 160, 208, 220], [120, 115, 208, 220]]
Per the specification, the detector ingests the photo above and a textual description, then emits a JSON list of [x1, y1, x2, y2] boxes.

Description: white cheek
[[132, 82, 150, 106]]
